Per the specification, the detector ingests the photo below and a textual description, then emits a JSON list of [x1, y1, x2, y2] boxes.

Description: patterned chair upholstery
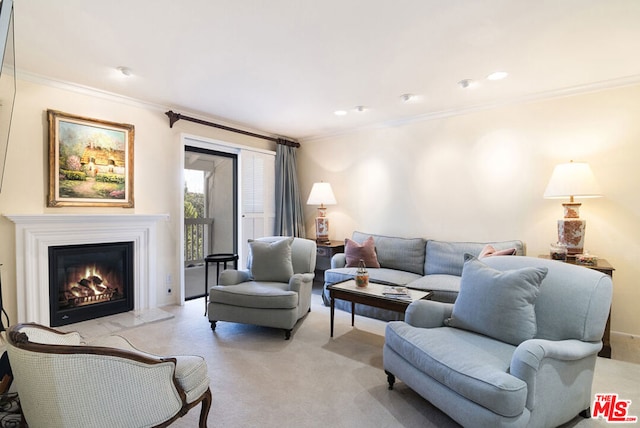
[[5, 323, 211, 428]]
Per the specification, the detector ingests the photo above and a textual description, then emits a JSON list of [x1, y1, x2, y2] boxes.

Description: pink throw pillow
[[345, 236, 380, 268], [479, 244, 517, 258]]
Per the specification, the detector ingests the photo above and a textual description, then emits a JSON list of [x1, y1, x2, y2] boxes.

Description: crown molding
[[16, 69, 640, 144], [388, 74, 640, 127], [15, 69, 282, 142], [17, 69, 167, 112], [301, 74, 640, 142]]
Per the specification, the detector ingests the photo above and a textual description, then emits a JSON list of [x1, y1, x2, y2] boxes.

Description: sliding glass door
[[183, 146, 237, 300], [180, 135, 276, 304]]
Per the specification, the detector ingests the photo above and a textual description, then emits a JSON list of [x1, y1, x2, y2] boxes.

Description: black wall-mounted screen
[[0, 0, 15, 192]]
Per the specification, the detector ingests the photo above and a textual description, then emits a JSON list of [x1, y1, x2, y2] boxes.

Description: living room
[[0, 1, 639, 427]]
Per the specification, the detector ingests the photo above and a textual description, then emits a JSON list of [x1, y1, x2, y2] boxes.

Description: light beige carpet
[[87, 295, 639, 428]]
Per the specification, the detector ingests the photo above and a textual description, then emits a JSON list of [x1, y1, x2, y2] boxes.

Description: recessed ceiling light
[[116, 66, 132, 76], [457, 79, 475, 89], [400, 93, 424, 103], [334, 110, 348, 116], [400, 93, 415, 102], [487, 71, 508, 81]]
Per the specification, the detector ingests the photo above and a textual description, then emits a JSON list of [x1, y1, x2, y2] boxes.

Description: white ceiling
[[12, 0, 640, 140]]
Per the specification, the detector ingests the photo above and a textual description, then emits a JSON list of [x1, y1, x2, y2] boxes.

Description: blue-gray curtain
[[275, 141, 306, 237]]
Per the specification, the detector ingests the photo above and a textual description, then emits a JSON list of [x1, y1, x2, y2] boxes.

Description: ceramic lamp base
[[315, 208, 330, 244], [557, 218, 585, 255]]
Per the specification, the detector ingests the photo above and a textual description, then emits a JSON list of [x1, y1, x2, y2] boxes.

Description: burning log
[[59, 272, 120, 308]]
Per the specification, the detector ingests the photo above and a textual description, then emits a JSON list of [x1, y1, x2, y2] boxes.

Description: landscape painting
[[47, 110, 134, 207]]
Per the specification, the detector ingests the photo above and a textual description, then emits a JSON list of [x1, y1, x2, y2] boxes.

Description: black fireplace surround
[[48, 241, 134, 327]]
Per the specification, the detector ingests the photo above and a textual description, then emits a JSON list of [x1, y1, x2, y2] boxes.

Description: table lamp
[[543, 160, 602, 255], [306, 182, 337, 244]]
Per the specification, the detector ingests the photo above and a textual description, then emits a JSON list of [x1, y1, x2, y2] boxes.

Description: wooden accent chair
[[5, 323, 211, 427]]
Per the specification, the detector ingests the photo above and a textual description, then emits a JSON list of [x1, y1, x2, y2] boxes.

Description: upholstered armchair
[[5, 323, 211, 428], [384, 255, 612, 428], [208, 236, 316, 339]]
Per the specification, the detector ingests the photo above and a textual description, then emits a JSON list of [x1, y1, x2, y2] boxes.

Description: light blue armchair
[[384, 255, 612, 428], [208, 236, 316, 339]]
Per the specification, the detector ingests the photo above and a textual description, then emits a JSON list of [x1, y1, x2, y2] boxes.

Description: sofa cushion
[[172, 355, 211, 404], [248, 237, 294, 282], [425, 239, 524, 276], [385, 322, 526, 417], [352, 231, 425, 275], [324, 267, 422, 287], [209, 282, 297, 309], [87, 335, 210, 405], [406, 274, 460, 303], [445, 255, 547, 346], [345, 236, 380, 268]]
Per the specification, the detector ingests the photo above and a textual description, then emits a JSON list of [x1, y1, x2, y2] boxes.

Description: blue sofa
[[322, 231, 525, 320], [384, 255, 612, 427]]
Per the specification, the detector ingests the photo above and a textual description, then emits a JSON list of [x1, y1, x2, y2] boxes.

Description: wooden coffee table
[[327, 280, 432, 337]]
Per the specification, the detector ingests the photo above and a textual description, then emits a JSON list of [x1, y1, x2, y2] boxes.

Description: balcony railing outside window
[[184, 218, 214, 265]]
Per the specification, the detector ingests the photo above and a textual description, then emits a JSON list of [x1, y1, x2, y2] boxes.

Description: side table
[[315, 240, 344, 282], [539, 255, 614, 358], [204, 253, 238, 315]]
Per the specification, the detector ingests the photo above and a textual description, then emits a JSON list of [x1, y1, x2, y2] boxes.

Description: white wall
[[0, 77, 275, 322], [299, 83, 640, 337], [3, 76, 638, 338]]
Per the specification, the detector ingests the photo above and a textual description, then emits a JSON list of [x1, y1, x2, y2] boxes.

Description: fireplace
[[49, 241, 134, 327], [6, 214, 167, 326]]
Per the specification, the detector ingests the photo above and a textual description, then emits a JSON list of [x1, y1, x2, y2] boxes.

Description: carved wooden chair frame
[[6, 323, 212, 428]]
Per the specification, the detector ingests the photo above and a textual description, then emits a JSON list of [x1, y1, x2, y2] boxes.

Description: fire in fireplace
[[49, 241, 134, 326]]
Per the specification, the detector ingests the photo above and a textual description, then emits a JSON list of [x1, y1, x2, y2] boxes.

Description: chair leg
[[210, 321, 217, 331], [284, 329, 292, 340], [199, 388, 212, 428], [385, 370, 395, 390]]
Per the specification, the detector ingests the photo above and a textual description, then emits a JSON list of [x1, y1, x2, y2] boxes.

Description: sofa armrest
[[512, 339, 601, 368], [288, 273, 314, 292], [331, 253, 346, 269], [218, 269, 252, 285], [290, 273, 315, 315], [510, 338, 602, 410], [405, 300, 453, 328], [17, 324, 83, 346]]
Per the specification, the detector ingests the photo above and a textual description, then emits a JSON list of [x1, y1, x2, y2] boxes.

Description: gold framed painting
[[47, 110, 134, 207]]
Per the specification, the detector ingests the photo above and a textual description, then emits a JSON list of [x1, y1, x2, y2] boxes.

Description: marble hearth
[[6, 214, 168, 326]]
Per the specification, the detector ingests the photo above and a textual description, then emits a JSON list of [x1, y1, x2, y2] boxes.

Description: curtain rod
[[165, 110, 300, 148]]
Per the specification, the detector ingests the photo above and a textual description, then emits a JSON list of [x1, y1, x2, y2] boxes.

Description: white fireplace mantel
[[6, 214, 169, 326]]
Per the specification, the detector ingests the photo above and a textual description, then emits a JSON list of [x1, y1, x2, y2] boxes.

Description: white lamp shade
[[543, 161, 602, 199], [307, 182, 337, 205]]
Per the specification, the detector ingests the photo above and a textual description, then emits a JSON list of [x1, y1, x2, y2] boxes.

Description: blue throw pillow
[[248, 237, 294, 282], [445, 255, 547, 346]]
